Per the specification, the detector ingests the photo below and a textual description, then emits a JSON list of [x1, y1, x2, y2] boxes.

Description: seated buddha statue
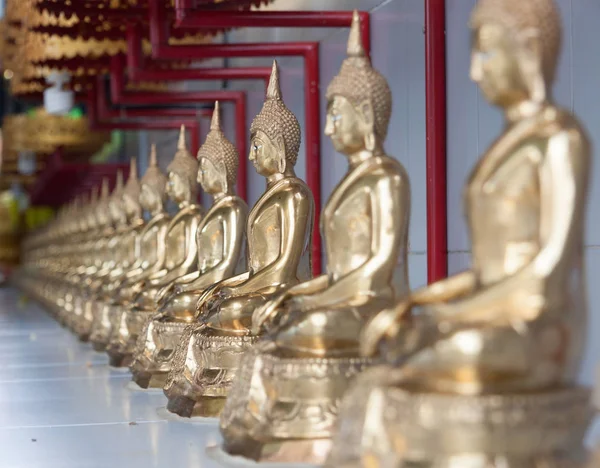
[[87, 159, 144, 358], [98, 158, 145, 295], [89, 170, 135, 351], [129, 101, 248, 387], [70, 187, 114, 341], [218, 13, 410, 463], [163, 61, 314, 416], [105, 145, 171, 366], [327, 1, 595, 466], [71, 179, 115, 341], [127, 128, 204, 385]]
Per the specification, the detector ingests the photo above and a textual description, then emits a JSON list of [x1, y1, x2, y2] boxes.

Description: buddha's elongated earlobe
[[276, 134, 287, 173]]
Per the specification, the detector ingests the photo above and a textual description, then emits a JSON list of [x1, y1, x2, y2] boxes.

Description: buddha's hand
[[156, 284, 173, 304], [360, 300, 412, 357], [251, 292, 288, 334], [195, 284, 222, 316]]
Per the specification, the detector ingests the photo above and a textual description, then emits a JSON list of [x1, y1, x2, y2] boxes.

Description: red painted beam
[[87, 85, 201, 154], [425, 0, 448, 282], [172, 9, 371, 54]]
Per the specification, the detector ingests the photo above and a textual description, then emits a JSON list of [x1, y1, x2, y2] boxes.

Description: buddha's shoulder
[[540, 107, 589, 144], [359, 156, 409, 188], [274, 177, 314, 202]]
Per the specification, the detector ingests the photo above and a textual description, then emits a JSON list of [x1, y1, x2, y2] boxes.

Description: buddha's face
[[325, 95, 371, 155], [140, 184, 161, 213], [166, 171, 188, 203], [108, 198, 123, 223], [96, 205, 110, 225], [470, 23, 532, 106], [123, 194, 140, 219], [249, 130, 284, 177], [198, 158, 225, 194]]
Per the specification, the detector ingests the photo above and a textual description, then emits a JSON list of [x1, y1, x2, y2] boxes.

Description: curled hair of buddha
[[197, 101, 239, 191], [250, 60, 301, 166], [141, 144, 168, 201], [166, 125, 199, 192], [326, 10, 392, 142], [471, 0, 562, 83]]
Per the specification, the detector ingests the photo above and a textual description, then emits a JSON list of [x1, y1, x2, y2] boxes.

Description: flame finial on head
[[149, 143, 158, 167], [100, 177, 110, 200], [114, 170, 124, 193], [347, 10, 366, 58], [124, 157, 142, 205], [129, 157, 138, 181], [177, 124, 187, 151], [210, 101, 221, 131], [266, 60, 282, 101]]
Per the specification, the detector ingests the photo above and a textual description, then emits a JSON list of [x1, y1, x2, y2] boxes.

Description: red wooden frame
[[424, 0, 448, 282], [87, 83, 201, 155]]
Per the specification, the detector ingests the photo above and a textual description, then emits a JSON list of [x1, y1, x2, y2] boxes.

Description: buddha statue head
[[470, 0, 561, 107], [140, 144, 168, 216], [249, 60, 301, 178], [196, 101, 239, 196], [123, 157, 142, 221], [108, 170, 127, 226], [166, 125, 199, 206], [325, 10, 392, 156], [96, 178, 112, 227]]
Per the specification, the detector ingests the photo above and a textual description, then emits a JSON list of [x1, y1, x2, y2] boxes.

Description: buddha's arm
[[410, 270, 476, 304], [252, 274, 329, 333], [231, 191, 310, 296], [429, 133, 586, 325], [297, 176, 408, 312]]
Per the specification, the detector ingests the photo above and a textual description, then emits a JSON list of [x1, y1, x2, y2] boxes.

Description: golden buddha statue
[[327, 1, 595, 466], [70, 179, 114, 341], [105, 145, 171, 367], [71, 186, 109, 341], [89, 170, 132, 351], [129, 101, 248, 389], [163, 61, 314, 417], [128, 127, 205, 386], [218, 14, 410, 463]]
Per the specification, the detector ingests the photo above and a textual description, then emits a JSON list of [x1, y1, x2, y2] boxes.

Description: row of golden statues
[[14, 2, 597, 466]]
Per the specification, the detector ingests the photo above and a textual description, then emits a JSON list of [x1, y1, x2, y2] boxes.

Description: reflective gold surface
[[329, 1, 595, 466], [218, 13, 410, 464], [128, 127, 205, 388], [104, 146, 171, 367], [130, 101, 248, 392], [163, 60, 315, 419]]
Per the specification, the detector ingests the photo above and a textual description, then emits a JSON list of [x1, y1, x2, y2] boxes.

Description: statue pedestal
[[220, 347, 375, 464], [326, 367, 593, 468]]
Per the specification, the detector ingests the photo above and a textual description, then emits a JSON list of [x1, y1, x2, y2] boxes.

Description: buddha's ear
[[275, 134, 287, 173], [358, 98, 376, 151], [518, 28, 546, 102], [219, 162, 229, 193]]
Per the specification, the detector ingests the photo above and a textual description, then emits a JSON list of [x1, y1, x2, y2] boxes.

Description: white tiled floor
[[0, 288, 226, 468], [1, 287, 598, 467]]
